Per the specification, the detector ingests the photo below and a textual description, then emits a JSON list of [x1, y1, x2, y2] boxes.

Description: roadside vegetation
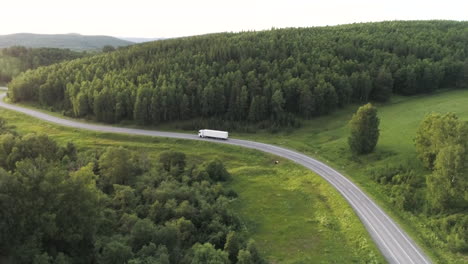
[[231, 89, 468, 264], [0, 107, 385, 264]]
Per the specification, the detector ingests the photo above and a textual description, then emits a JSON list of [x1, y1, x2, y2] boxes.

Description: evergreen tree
[[224, 231, 241, 263], [348, 103, 380, 154], [180, 94, 190, 120], [271, 89, 285, 121], [134, 85, 153, 125], [314, 80, 337, 115], [239, 86, 249, 120], [191, 243, 230, 264], [298, 86, 314, 118], [371, 67, 393, 102]]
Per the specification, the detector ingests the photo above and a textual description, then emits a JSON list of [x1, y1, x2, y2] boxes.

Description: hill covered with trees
[[0, 46, 88, 84], [0, 33, 133, 51], [8, 21, 468, 129]]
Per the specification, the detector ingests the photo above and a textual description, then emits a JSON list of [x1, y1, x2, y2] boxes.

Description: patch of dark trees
[[0, 118, 264, 264]]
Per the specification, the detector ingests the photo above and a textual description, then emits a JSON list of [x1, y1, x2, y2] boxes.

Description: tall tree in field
[[348, 103, 380, 154]]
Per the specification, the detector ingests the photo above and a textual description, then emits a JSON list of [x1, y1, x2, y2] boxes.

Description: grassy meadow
[[0, 103, 384, 264]]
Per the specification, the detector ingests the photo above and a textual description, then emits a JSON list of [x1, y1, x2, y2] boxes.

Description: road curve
[[0, 92, 431, 264]]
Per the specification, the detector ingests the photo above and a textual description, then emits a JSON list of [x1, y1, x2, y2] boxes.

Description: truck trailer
[[198, 129, 228, 140]]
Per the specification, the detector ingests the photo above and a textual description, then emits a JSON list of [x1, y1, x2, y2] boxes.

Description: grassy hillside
[[0, 102, 385, 263], [8, 20, 468, 127], [0, 33, 133, 51]]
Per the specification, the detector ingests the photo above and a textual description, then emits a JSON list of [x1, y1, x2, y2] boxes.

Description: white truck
[[198, 129, 228, 140]]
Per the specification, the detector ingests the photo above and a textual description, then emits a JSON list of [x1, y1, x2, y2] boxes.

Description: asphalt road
[[0, 91, 431, 264]]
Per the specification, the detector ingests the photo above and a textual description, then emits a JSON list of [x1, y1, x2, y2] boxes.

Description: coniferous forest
[[8, 21, 468, 128], [0, 46, 87, 84]]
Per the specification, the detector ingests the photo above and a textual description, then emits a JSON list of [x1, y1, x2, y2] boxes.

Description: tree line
[[0, 46, 87, 83], [8, 21, 468, 128], [0, 118, 264, 264]]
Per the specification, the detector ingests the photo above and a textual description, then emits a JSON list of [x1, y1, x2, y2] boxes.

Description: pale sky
[[2, 0, 467, 38]]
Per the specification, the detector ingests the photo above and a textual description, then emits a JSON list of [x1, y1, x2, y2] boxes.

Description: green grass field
[[232, 89, 468, 263], [0, 104, 384, 264]]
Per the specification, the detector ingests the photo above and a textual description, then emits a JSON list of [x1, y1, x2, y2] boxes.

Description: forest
[[7, 20, 468, 128], [0, 46, 87, 84], [0, 117, 263, 264]]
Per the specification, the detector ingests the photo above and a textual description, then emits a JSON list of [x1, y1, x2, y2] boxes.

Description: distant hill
[[118, 37, 165, 43], [0, 33, 134, 51]]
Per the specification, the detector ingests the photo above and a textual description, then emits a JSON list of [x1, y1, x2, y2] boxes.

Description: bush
[[348, 103, 380, 154]]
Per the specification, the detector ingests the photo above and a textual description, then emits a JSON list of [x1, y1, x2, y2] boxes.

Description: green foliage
[[0, 132, 62, 170], [128, 243, 170, 264], [229, 89, 468, 262], [102, 45, 116, 53], [206, 159, 231, 181], [368, 164, 422, 212], [414, 113, 468, 169], [348, 103, 380, 154], [130, 218, 157, 250], [0, 107, 386, 264], [427, 144, 468, 213], [0, 157, 102, 263], [224, 231, 241, 263], [158, 151, 186, 173], [9, 21, 468, 127], [245, 240, 263, 264], [372, 67, 393, 102], [98, 239, 134, 264], [0, 116, 10, 134], [98, 147, 140, 191], [0, 118, 263, 263], [190, 243, 230, 264], [0, 46, 87, 83], [414, 113, 468, 213]]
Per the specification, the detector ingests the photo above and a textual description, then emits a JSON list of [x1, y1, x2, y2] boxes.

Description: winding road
[[0, 91, 431, 264]]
